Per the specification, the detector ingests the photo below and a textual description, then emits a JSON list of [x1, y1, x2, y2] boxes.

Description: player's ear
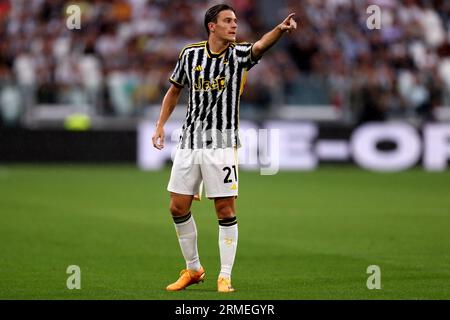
[[208, 22, 215, 33]]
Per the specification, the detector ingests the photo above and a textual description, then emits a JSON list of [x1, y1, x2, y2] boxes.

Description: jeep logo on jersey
[[194, 76, 226, 92]]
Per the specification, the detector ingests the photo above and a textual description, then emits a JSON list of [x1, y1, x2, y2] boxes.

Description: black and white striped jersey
[[169, 40, 260, 149]]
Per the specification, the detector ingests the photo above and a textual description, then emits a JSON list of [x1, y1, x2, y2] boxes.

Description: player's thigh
[[169, 192, 194, 217], [167, 148, 202, 196], [201, 148, 238, 199]]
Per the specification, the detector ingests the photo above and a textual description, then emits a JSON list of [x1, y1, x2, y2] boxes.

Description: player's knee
[[216, 205, 235, 220], [169, 203, 189, 217]]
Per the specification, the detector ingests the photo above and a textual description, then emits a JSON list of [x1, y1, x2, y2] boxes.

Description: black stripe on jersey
[[185, 50, 194, 85], [226, 54, 236, 130], [235, 44, 252, 56], [223, 52, 236, 147], [216, 55, 227, 148], [221, 49, 234, 148], [170, 52, 186, 87], [170, 60, 182, 83], [182, 50, 196, 148], [205, 54, 223, 144], [235, 49, 250, 58], [234, 65, 244, 146], [249, 44, 258, 65], [190, 49, 205, 149], [185, 49, 200, 148]]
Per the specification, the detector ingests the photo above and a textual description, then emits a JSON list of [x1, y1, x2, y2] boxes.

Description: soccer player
[[152, 4, 297, 292]]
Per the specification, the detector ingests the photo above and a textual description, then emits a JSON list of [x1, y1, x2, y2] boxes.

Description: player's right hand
[[152, 126, 165, 150]]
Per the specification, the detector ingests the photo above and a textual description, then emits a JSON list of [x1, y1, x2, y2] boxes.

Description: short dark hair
[[204, 4, 235, 35]]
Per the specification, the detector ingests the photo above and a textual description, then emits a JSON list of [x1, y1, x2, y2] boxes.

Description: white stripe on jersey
[[230, 56, 238, 150]]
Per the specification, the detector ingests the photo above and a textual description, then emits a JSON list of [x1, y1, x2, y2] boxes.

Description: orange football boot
[[217, 276, 235, 293], [166, 267, 205, 291]]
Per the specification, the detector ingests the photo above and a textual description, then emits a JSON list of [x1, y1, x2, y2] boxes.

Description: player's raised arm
[[251, 13, 297, 60], [152, 84, 183, 150]]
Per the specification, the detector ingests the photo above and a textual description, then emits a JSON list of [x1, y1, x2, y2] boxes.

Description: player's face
[[213, 10, 238, 42]]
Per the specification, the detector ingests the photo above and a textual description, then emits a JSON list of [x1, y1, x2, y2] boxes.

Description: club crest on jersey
[[194, 76, 226, 92]]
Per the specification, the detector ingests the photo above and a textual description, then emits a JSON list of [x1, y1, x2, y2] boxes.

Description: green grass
[[0, 165, 449, 299]]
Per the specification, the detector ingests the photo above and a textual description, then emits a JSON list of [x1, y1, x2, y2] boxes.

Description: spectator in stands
[[1, 0, 450, 125]]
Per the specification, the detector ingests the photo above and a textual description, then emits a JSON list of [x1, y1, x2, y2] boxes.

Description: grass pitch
[[0, 165, 449, 299]]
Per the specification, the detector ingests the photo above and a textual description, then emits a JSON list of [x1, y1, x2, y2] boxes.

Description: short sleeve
[[169, 53, 187, 87], [235, 43, 261, 71]]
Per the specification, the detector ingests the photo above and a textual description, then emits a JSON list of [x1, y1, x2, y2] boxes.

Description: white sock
[[173, 212, 202, 271], [218, 217, 238, 279]]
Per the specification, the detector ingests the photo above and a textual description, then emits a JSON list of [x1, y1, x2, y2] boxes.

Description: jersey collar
[[205, 41, 231, 59]]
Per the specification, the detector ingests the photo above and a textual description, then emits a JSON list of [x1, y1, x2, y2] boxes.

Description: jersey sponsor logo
[[194, 76, 226, 92]]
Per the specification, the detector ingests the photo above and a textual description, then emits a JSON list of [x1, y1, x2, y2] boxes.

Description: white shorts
[[167, 147, 239, 198]]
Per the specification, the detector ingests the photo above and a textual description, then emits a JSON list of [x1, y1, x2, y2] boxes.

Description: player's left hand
[[279, 13, 297, 34]]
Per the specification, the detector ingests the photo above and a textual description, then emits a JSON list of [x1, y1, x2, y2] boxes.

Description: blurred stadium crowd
[[1, 0, 450, 127]]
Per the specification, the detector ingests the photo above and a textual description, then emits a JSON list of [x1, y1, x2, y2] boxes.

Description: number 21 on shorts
[[223, 165, 238, 183]]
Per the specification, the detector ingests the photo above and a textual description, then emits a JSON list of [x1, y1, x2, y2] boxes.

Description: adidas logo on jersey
[[193, 65, 203, 72]]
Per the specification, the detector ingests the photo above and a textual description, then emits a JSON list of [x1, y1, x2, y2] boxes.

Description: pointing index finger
[[285, 13, 296, 21]]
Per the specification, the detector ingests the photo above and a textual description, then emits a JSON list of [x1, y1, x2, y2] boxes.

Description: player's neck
[[207, 36, 230, 54]]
